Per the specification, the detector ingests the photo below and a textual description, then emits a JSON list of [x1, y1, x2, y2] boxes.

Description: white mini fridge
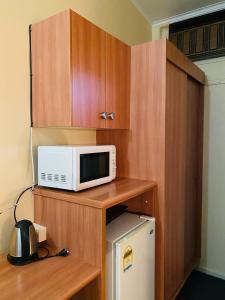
[[106, 212, 155, 300]]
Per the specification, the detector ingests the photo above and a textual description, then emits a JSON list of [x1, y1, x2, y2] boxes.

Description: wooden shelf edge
[[62, 265, 100, 299], [34, 177, 157, 209]]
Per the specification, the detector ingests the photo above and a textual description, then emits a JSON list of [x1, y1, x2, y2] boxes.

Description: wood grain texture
[[71, 277, 100, 300], [183, 77, 203, 276], [32, 10, 72, 127], [97, 39, 204, 300], [0, 254, 100, 300], [105, 34, 130, 129], [34, 179, 156, 300], [32, 9, 131, 129], [164, 61, 187, 298], [34, 197, 104, 267], [166, 39, 205, 84], [123, 189, 155, 217], [34, 196, 105, 300], [97, 39, 167, 300], [34, 178, 156, 209], [71, 10, 106, 128]]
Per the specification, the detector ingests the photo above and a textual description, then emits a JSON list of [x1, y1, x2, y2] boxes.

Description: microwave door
[[80, 152, 110, 183]]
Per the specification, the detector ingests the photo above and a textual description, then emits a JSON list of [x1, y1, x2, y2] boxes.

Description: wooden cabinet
[[31, 10, 130, 129], [164, 61, 187, 297], [33, 178, 157, 300], [97, 39, 205, 300]]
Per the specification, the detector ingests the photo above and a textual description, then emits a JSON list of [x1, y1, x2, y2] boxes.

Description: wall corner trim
[[152, 1, 225, 27], [197, 266, 225, 281]]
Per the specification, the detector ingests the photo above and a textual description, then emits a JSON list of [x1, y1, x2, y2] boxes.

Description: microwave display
[[80, 152, 109, 183]]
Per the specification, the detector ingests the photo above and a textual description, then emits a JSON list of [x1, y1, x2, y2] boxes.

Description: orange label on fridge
[[123, 246, 133, 272]]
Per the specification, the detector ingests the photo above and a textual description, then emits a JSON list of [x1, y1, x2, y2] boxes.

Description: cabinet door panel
[[71, 12, 106, 128], [106, 34, 130, 129], [165, 62, 187, 299], [32, 11, 72, 127], [165, 63, 203, 300], [183, 77, 203, 276]]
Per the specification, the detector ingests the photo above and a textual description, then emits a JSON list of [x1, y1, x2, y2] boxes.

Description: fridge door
[[115, 219, 155, 300], [106, 213, 148, 300]]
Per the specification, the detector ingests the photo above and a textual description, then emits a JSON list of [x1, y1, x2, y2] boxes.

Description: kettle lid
[[15, 219, 33, 229]]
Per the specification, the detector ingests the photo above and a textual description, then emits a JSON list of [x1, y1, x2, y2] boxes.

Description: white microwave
[[38, 145, 116, 191]]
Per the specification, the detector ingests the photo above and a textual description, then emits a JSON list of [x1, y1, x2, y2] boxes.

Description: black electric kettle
[[7, 219, 38, 265]]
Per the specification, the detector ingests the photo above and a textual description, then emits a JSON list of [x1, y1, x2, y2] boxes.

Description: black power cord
[[13, 187, 70, 262], [29, 24, 33, 127], [14, 186, 37, 224], [37, 247, 70, 261]]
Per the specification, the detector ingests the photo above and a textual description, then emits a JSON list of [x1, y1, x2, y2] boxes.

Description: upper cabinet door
[[71, 11, 106, 129], [31, 9, 130, 129], [32, 10, 72, 127], [106, 34, 130, 129]]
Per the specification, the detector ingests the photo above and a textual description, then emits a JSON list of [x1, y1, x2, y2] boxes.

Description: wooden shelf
[[0, 254, 100, 300], [34, 177, 156, 209]]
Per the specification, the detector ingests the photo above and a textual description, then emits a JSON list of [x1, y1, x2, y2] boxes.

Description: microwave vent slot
[[54, 174, 59, 182], [61, 175, 67, 183], [40, 172, 67, 183], [41, 172, 46, 181], [47, 173, 53, 181]]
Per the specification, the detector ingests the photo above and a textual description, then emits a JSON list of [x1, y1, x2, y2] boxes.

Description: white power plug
[[33, 223, 47, 242]]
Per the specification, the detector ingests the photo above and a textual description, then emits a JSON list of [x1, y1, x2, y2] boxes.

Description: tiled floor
[[176, 270, 225, 300]]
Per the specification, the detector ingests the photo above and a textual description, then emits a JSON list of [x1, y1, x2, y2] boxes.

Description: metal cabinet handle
[[107, 112, 115, 120], [100, 112, 107, 120]]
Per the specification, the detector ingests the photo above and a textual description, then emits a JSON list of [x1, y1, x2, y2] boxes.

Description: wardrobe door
[[165, 61, 187, 300], [183, 77, 203, 276], [165, 63, 204, 300]]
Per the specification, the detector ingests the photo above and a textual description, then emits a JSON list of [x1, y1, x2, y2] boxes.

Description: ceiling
[[130, 0, 225, 24]]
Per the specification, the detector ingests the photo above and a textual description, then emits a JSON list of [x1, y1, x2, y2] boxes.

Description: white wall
[[196, 57, 225, 279], [152, 24, 169, 40]]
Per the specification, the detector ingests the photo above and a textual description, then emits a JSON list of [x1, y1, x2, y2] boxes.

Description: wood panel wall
[[164, 62, 187, 298]]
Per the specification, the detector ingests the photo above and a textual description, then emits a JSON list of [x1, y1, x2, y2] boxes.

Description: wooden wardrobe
[[97, 39, 205, 300]]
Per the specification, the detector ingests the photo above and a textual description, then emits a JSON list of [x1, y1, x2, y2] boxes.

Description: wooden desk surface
[[34, 177, 156, 209], [0, 254, 100, 300]]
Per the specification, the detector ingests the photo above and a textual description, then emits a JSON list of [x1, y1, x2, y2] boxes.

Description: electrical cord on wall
[[13, 186, 37, 224], [0, 186, 36, 220], [29, 24, 33, 128], [12, 188, 70, 260], [12, 187, 70, 261], [29, 25, 36, 190], [1, 26, 36, 219], [30, 126, 35, 190]]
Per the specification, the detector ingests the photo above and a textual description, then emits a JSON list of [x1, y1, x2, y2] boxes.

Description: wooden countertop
[[0, 254, 100, 300], [34, 177, 156, 209]]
